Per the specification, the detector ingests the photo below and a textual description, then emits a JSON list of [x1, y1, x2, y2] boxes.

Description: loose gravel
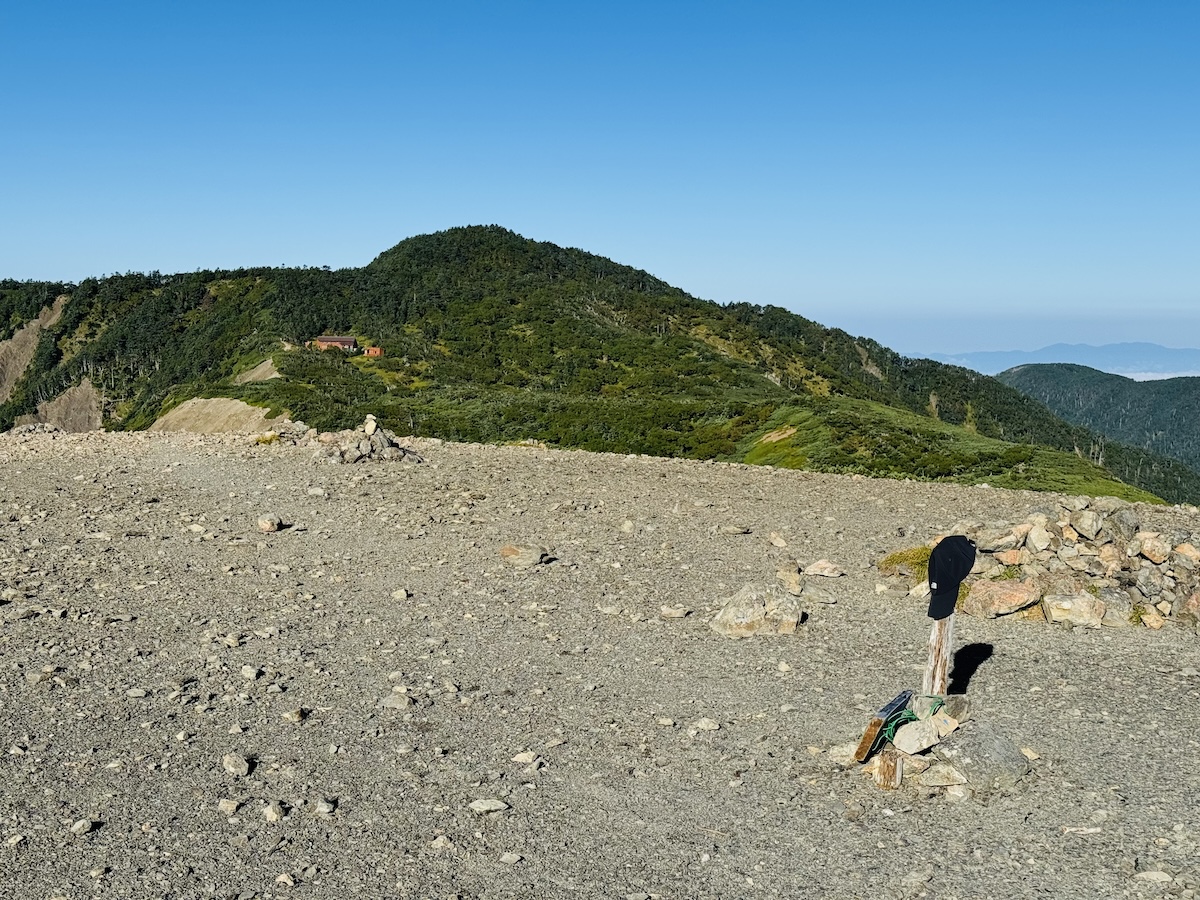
[[1, 431, 1198, 900]]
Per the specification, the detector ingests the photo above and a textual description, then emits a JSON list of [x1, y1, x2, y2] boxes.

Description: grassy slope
[[0, 227, 1192, 503]]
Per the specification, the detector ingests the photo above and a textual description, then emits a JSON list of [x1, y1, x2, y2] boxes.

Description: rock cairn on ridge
[[258, 415, 424, 465]]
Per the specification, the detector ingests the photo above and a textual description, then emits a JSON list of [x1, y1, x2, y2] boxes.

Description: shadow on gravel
[[947, 643, 993, 695]]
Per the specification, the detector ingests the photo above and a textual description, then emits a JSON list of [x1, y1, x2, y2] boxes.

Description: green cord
[[868, 695, 945, 755]]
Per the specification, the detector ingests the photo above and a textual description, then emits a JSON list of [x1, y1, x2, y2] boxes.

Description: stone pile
[[887, 496, 1200, 630], [854, 696, 1031, 801], [259, 415, 424, 465]]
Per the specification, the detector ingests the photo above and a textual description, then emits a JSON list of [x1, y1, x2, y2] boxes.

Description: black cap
[[927, 535, 976, 620]]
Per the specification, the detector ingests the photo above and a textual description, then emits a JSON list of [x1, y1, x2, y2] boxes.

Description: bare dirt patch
[[0, 296, 67, 403], [149, 397, 285, 433], [760, 425, 797, 444], [234, 358, 282, 385]]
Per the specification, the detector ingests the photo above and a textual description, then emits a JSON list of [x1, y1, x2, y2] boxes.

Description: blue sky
[[2, 2, 1196, 355]]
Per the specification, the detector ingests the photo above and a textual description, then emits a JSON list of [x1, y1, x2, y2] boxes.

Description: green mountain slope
[[997, 363, 1200, 474], [0, 226, 1195, 504]]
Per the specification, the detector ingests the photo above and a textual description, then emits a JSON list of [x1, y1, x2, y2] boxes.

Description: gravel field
[[1, 431, 1198, 900]]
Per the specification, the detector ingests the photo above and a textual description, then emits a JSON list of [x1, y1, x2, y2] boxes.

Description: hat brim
[[927, 589, 958, 620]]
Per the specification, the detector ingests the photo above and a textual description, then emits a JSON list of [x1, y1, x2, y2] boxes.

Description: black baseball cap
[[927, 535, 976, 620]]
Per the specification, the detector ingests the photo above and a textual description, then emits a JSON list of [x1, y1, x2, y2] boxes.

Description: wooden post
[[922, 612, 955, 696], [873, 748, 903, 790]]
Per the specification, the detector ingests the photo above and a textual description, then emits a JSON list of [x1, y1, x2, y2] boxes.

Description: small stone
[[222, 754, 251, 777], [944, 783, 972, 802], [660, 605, 691, 618], [656, 718, 675, 727], [382, 693, 414, 709], [217, 799, 239, 816], [263, 801, 284, 822], [70, 818, 95, 836], [499, 544, 548, 568], [1020, 747, 1040, 761], [768, 532, 788, 548], [257, 514, 283, 534], [390, 588, 411, 600], [919, 763, 968, 787], [932, 711, 959, 738], [282, 708, 304, 723], [500, 852, 523, 865], [469, 798, 510, 815], [892, 718, 940, 755], [1141, 610, 1165, 629], [1134, 871, 1173, 884], [511, 751, 537, 764], [314, 798, 336, 817], [430, 834, 456, 853], [240, 665, 262, 680], [826, 741, 859, 767], [276, 873, 295, 887], [695, 718, 720, 731], [803, 559, 844, 577]]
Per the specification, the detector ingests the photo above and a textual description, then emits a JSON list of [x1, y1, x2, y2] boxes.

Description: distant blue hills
[[929, 342, 1200, 380]]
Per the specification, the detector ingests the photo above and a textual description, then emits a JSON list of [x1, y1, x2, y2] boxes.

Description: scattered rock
[[961, 580, 1041, 618], [803, 559, 844, 578], [257, 514, 283, 533], [500, 544, 549, 569], [934, 722, 1030, 796], [468, 798, 510, 815], [222, 754, 252, 777], [710, 584, 803, 638], [1044, 593, 1106, 628]]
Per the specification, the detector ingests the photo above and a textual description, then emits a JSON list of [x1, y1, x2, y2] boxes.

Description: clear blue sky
[[2, 2, 1196, 355]]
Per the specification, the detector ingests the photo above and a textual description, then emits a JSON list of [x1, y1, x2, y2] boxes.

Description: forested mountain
[[2, 226, 1198, 504], [997, 363, 1200, 475]]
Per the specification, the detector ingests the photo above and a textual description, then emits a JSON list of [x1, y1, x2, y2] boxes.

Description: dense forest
[[998, 363, 1200, 474], [2, 226, 1197, 504]]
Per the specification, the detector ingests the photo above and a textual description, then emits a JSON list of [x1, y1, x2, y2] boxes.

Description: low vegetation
[[2, 226, 1197, 503]]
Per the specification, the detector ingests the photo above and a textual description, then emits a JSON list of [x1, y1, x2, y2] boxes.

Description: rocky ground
[[0, 430, 1198, 900]]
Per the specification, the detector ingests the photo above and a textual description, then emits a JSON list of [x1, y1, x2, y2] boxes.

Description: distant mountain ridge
[[2, 225, 1200, 504], [932, 342, 1200, 379], [996, 363, 1200, 475]]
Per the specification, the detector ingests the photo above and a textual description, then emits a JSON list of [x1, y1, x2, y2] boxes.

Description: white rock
[[469, 798, 510, 815], [217, 799, 239, 816], [222, 754, 251, 777], [500, 852, 523, 865], [803, 559, 844, 577], [1134, 871, 1173, 883], [70, 818, 95, 835], [257, 514, 282, 533], [695, 718, 720, 731]]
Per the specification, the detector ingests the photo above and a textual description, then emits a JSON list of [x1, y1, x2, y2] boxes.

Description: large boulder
[[934, 722, 1030, 796], [960, 580, 1041, 619], [1044, 593, 1106, 628]]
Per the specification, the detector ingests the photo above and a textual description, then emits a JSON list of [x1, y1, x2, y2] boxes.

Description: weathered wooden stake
[[873, 748, 903, 790], [922, 612, 955, 696]]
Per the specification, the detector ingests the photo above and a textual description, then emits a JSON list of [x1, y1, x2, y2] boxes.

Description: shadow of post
[[946, 642, 994, 695]]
